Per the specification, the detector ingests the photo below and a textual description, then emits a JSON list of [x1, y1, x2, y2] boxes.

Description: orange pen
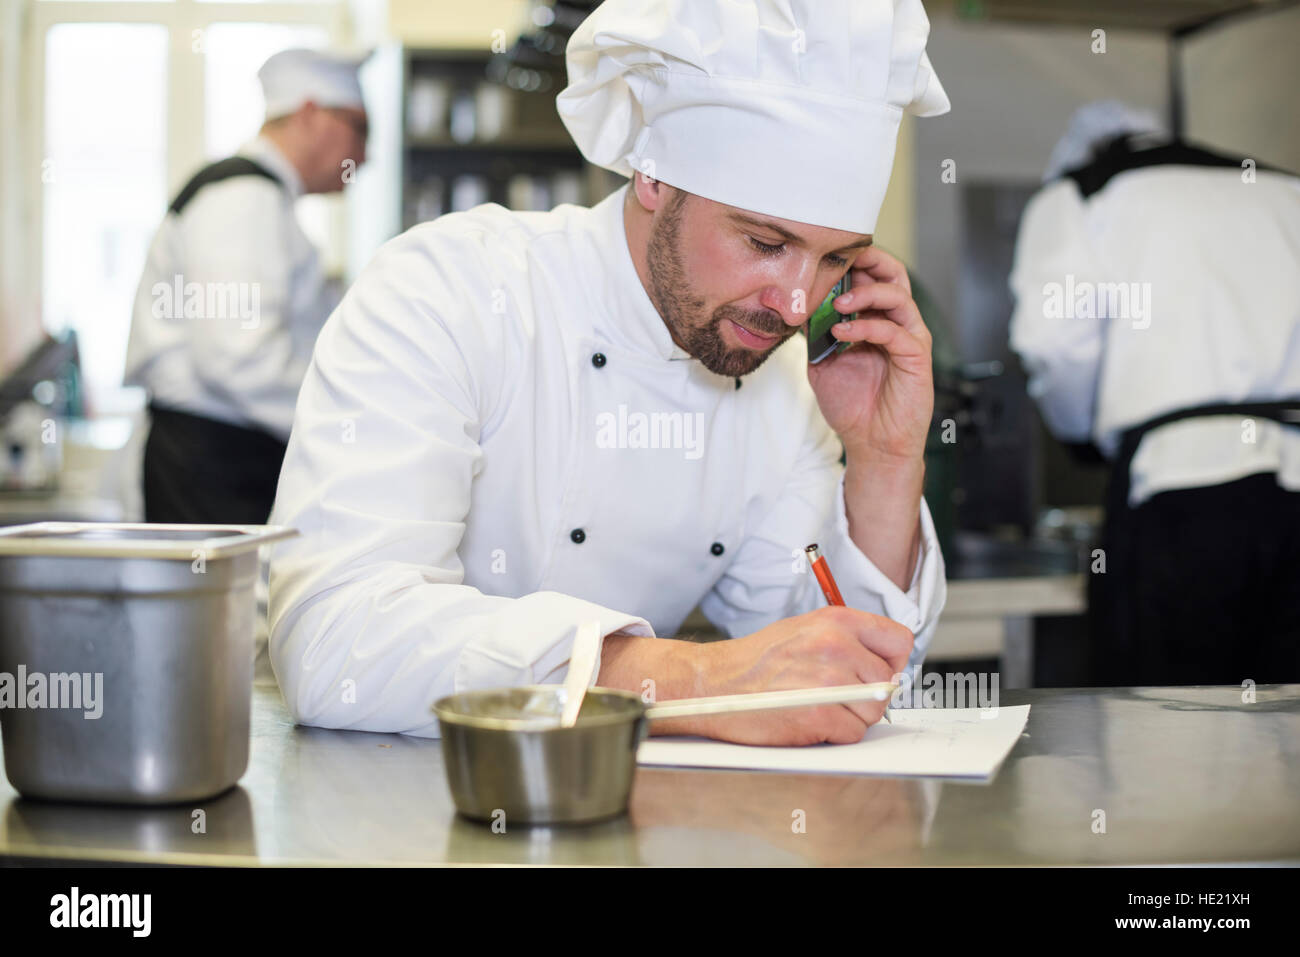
[[805, 543, 844, 606], [804, 543, 892, 723]]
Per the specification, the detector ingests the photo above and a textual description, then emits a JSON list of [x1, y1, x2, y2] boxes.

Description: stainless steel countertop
[[2, 682, 1297, 866]]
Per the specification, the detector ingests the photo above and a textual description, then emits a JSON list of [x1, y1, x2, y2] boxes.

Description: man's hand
[[807, 246, 932, 589], [806, 246, 934, 465], [599, 607, 913, 746]]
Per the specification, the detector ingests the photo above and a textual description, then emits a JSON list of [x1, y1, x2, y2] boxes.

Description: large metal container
[[0, 522, 294, 804]]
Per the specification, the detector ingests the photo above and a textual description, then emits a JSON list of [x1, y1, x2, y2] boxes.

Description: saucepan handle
[[643, 682, 897, 721]]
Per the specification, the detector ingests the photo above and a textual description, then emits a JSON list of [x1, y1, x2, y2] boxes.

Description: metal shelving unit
[[397, 47, 615, 230]]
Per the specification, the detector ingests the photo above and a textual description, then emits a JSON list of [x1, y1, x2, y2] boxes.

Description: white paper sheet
[[637, 705, 1031, 779]]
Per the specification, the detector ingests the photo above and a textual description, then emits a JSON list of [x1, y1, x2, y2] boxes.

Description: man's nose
[[759, 262, 824, 326]]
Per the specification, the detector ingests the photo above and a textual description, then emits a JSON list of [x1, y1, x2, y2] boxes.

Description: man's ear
[[631, 170, 669, 212]]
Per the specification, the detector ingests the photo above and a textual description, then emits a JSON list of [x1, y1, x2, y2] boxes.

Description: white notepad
[[637, 705, 1030, 779]]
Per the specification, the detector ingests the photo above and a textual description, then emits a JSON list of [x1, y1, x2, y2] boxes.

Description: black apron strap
[[1109, 399, 1300, 517], [169, 157, 283, 215]]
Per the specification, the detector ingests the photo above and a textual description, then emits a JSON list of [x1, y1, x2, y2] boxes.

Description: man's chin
[[677, 316, 791, 378], [698, 344, 780, 379]]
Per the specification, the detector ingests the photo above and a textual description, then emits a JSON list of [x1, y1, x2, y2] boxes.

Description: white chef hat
[[1043, 100, 1167, 183], [258, 48, 372, 121], [556, 0, 949, 234]]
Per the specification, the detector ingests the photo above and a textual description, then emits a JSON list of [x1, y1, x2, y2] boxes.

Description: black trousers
[[1092, 472, 1300, 686], [142, 404, 287, 525]]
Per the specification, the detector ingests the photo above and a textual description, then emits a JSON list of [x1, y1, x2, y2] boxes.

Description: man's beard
[[645, 194, 794, 378]]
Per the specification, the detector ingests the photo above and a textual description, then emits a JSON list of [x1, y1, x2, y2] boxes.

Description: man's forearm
[[596, 634, 710, 736], [843, 449, 925, 591]]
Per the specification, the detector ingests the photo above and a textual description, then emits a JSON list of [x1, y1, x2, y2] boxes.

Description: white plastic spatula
[[560, 620, 602, 728]]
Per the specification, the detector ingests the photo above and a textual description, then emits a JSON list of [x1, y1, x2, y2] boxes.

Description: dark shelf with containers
[[400, 3, 617, 229]]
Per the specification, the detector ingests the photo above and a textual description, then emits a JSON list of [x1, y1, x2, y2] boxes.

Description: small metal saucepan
[[432, 682, 896, 825]]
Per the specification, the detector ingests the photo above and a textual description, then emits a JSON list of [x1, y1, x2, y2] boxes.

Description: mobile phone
[[804, 274, 855, 364]]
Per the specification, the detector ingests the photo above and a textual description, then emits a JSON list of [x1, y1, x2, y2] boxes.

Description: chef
[[1009, 100, 1300, 686], [268, 0, 950, 743], [125, 48, 370, 523]]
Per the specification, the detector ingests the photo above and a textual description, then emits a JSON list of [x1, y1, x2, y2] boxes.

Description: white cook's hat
[[258, 48, 372, 121], [557, 0, 949, 234]]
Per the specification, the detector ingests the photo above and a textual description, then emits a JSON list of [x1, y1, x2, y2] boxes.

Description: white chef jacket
[[267, 183, 947, 737], [124, 136, 337, 440], [1009, 163, 1300, 507]]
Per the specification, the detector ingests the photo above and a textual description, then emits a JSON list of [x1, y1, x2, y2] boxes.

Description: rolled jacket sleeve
[[816, 471, 947, 669], [701, 388, 947, 672]]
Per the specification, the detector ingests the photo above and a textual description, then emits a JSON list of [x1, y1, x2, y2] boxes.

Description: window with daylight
[[42, 22, 168, 394]]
